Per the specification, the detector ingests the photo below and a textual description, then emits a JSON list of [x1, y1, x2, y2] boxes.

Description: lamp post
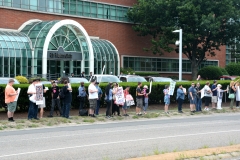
[[173, 29, 182, 81]]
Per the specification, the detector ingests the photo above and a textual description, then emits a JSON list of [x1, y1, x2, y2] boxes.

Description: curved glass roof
[[91, 39, 119, 75], [48, 25, 81, 52], [0, 30, 32, 58], [20, 20, 60, 50]]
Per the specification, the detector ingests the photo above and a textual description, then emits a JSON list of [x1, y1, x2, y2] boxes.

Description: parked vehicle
[[68, 77, 89, 84], [59, 77, 89, 84], [119, 75, 147, 82], [146, 76, 173, 82], [41, 81, 52, 85], [0, 77, 20, 84], [91, 75, 120, 83], [220, 75, 237, 80]]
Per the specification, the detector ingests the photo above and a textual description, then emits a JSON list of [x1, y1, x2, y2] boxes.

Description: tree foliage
[[198, 66, 223, 80], [127, 0, 240, 80], [225, 62, 240, 76]]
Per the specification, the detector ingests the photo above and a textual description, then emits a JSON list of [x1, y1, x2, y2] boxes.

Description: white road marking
[[0, 129, 240, 158], [0, 120, 238, 143]]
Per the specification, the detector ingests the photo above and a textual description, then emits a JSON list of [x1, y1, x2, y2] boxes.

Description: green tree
[[127, 0, 240, 80]]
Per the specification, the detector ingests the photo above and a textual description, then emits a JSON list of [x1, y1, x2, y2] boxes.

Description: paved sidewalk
[[126, 144, 240, 160]]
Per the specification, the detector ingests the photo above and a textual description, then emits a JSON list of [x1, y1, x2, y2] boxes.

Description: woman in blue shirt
[[177, 85, 186, 113]]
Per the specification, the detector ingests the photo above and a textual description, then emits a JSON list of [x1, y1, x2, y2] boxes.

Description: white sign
[[35, 84, 43, 105], [126, 94, 135, 106], [201, 89, 204, 99], [149, 81, 152, 93], [14, 88, 20, 101], [169, 81, 176, 95], [115, 87, 125, 105]]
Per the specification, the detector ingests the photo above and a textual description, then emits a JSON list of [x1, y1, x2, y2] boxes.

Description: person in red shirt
[[122, 86, 130, 116]]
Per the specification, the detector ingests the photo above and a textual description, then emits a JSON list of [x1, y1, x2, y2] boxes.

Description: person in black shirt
[[136, 82, 144, 116], [195, 82, 202, 112], [48, 81, 62, 117], [80, 71, 85, 78], [62, 80, 72, 118]]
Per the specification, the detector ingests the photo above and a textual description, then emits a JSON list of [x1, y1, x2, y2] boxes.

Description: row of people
[[5, 78, 239, 122]]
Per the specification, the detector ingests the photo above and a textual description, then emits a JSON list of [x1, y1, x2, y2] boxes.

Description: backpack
[[59, 88, 65, 99], [79, 109, 88, 116]]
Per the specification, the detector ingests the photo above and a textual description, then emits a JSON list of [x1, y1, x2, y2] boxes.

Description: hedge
[[198, 66, 223, 80], [0, 80, 232, 112]]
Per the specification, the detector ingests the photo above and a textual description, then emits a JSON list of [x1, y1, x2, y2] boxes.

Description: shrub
[[225, 62, 240, 76], [15, 76, 29, 84], [0, 80, 231, 112], [220, 68, 229, 75], [120, 67, 135, 74], [198, 66, 223, 80]]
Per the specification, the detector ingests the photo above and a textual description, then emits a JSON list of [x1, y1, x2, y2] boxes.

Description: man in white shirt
[[27, 78, 40, 120], [88, 79, 98, 117]]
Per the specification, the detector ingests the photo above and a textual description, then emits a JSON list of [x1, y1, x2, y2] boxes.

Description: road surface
[[0, 113, 240, 160]]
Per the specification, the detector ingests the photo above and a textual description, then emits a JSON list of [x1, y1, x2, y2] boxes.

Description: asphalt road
[[0, 113, 240, 160]]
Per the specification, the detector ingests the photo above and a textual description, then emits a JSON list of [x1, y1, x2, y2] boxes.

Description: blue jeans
[[196, 97, 202, 111], [28, 101, 38, 119], [177, 98, 184, 111], [62, 102, 71, 118], [143, 103, 148, 111], [95, 99, 101, 115]]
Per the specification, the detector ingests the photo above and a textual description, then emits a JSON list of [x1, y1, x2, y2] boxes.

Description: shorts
[[204, 96, 211, 107], [164, 97, 170, 105], [38, 97, 46, 108], [7, 101, 17, 112], [136, 98, 143, 108], [89, 99, 97, 109], [190, 97, 196, 104], [211, 96, 217, 103], [122, 102, 130, 110]]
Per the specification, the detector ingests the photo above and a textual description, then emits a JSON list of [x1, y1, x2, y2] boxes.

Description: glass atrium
[[0, 19, 120, 78]]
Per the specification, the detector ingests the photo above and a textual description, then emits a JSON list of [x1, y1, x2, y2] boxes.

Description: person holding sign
[[5, 79, 18, 122], [27, 78, 40, 120], [143, 85, 150, 114], [163, 85, 170, 114], [217, 84, 228, 110], [122, 86, 130, 116]]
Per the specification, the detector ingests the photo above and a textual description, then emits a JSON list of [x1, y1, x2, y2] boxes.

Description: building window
[[0, 0, 130, 22], [123, 56, 218, 73]]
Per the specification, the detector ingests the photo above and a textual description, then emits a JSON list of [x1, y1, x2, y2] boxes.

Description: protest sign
[[169, 80, 176, 95], [36, 83, 43, 105], [126, 94, 135, 106], [14, 88, 21, 101], [115, 87, 125, 105]]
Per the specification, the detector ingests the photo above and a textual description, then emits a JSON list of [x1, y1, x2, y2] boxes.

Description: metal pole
[[179, 29, 182, 81]]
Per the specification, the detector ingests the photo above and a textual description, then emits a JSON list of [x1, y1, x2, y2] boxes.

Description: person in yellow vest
[[5, 79, 18, 122]]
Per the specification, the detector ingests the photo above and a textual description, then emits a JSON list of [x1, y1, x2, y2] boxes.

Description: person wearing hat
[[78, 81, 87, 115], [48, 81, 62, 117], [217, 84, 227, 110], [95, 82, 102, 115], [143, 85, 150, 114], [211, 80, 218, 109], [27, 78, 40, 120], [5, 79, 18, 122]]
